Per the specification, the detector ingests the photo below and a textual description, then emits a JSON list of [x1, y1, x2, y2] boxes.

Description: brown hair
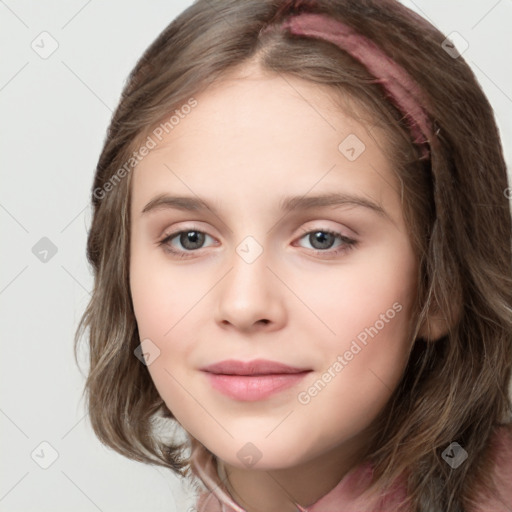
[[75, 0, 512, 510]]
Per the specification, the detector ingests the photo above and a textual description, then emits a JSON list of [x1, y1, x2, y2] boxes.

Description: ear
[[417, 310, 450, 341], [417, 299, 461, 342]]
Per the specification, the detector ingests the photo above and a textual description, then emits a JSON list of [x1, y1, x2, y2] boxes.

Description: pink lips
[[200, 359, 312, 401]]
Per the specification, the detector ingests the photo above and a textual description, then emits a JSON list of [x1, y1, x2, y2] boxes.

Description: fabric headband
[[261, 10, 433, 160]]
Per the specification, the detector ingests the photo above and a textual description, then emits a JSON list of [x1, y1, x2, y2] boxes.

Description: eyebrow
[[141, 192, 390, 220]]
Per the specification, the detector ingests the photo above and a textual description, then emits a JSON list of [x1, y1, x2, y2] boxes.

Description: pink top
[[189, 427, 512, 512]]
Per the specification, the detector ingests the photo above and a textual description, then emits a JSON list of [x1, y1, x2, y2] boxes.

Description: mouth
[[200, 359, 312, 401], [200, 358, 311, 376]]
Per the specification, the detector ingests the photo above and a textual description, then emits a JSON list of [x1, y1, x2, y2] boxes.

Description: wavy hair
[[75, 1, 512, 510]]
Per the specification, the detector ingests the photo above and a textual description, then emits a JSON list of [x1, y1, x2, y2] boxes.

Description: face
[[129, 61, 419, 471]]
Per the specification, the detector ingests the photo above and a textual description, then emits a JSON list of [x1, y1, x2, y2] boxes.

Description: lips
[[200, 359, 312, 401], [200, 358, 310, 376]]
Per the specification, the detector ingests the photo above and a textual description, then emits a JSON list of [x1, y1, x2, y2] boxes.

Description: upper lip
[[200, 359, 311, 376]]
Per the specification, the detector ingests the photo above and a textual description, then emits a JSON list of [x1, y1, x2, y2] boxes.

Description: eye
[[295, 228, 357, 257], [158, 226, 357, 259], [158, 227, 216, 258]]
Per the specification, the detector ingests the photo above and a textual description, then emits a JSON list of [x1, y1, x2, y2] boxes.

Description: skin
[[129, 60, 421, 512]]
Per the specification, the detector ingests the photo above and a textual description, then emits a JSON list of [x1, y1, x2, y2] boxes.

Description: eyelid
[[157, 219, 221, 244], [158, 222, 355, 244], [297, 222, 356, 239], [158, 223, 218, 250]]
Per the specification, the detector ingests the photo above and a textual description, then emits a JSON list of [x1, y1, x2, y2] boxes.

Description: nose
[[214, 241, 286, 333]]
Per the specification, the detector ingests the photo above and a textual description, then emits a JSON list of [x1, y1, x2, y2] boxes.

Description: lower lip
[[203, 372, 311, 401]]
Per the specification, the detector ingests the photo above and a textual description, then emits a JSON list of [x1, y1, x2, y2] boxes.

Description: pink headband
[[262, 9, 433, 159]]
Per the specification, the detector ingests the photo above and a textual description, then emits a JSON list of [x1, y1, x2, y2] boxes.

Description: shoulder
[[471, 424, 512, 512]]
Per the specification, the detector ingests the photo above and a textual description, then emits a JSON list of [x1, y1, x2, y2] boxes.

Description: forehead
[[129, 63, 401, 222]]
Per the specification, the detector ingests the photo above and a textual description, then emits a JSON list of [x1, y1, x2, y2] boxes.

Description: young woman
[[75, 1, 512, 510]]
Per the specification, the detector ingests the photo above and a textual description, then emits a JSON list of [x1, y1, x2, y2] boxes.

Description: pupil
[[181, 231, 204, 249]]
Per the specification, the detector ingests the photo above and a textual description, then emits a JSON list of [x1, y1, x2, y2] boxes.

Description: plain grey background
[[1, 1, 511, 511]]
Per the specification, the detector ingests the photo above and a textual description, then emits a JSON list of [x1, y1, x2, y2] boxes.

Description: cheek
[[292, 237, 417, 349], [130, 266, 170, 340], [130, 259, 196, 430], [129, 243, 209, 420], [292, 240, 417, 410], [129, 238, 205, 340]]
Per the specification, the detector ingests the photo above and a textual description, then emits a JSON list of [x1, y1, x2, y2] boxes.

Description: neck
[[219, 432, 371, 512]]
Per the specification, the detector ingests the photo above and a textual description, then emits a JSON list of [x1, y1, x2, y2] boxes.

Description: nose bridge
[[225, 233, 270, 301], [214, 232, 284, 329]]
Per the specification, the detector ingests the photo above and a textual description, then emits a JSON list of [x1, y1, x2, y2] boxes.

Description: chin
[[207, 437, 311, 471]]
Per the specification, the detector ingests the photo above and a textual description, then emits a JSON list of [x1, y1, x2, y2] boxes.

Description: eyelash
[[157, 225, 357, 260]]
